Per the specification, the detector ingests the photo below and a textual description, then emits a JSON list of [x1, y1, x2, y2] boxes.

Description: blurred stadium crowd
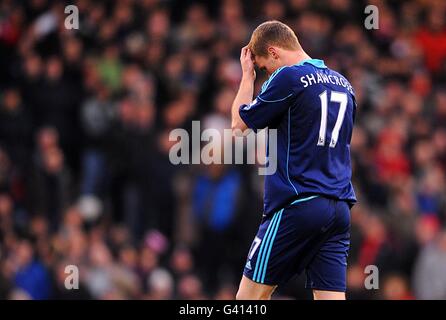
[[0, 0, 446, 300]]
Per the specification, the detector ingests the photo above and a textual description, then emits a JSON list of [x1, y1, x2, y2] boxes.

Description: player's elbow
[[231, 120, 241, 131], [231, 118, 248, 135]]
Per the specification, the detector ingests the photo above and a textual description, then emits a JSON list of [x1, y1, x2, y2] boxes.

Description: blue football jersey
[[239, 59, 357, 215]]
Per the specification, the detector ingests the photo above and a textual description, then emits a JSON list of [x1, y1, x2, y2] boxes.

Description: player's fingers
[[240, 46, 246, 56], [241, 46, 249, 61], [246, 49, 254, 64]]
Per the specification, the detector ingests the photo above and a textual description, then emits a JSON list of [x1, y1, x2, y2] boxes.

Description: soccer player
[[231, 21, 356, 300]]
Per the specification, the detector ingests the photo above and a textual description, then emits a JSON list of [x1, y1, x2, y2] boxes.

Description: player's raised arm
[[231, 46, 256, 134]]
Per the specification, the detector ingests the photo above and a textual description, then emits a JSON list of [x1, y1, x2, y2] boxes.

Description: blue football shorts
[[243, 195, 351, 292]]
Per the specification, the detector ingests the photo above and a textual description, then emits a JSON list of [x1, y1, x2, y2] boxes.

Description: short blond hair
[[248, 20, 301, 57]]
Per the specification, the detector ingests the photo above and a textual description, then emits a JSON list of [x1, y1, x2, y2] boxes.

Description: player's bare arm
[[231, 46, 255, 133]]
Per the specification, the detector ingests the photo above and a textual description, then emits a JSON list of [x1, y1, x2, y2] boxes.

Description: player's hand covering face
[[240, 46, 256, 81]]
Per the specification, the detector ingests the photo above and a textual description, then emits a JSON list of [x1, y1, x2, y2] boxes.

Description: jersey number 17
[[317, 90, 348, 148]]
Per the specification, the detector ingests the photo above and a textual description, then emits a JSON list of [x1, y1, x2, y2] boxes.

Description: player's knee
[[235, 289, 245, 300], [236, 288, 272, 300], [313, 290, 346, 300]]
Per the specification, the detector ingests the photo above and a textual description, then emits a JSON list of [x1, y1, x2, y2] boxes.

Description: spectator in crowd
[[8, 236, 52, 300], [381, 274, 414, 300], [413, 231, 446, 299]]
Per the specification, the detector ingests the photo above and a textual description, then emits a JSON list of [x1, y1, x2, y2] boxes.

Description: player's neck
[[282, 50, 312, 67]]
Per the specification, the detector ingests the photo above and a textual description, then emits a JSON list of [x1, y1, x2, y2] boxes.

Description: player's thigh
[[306, 200, 351, 293], [243, 197, 334, 287], [236, 275, 277, 300]]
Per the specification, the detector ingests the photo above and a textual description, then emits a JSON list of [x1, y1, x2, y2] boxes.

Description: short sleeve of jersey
[[239, 67, 296, 130]]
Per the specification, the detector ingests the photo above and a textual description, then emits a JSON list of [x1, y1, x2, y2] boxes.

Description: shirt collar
[[294, 58, 327, 68]]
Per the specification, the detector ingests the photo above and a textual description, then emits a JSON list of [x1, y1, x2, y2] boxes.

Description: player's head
[[248, 20, 302, 75]]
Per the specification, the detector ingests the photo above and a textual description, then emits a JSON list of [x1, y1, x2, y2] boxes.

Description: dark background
[[0, 0, 446, 300]]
